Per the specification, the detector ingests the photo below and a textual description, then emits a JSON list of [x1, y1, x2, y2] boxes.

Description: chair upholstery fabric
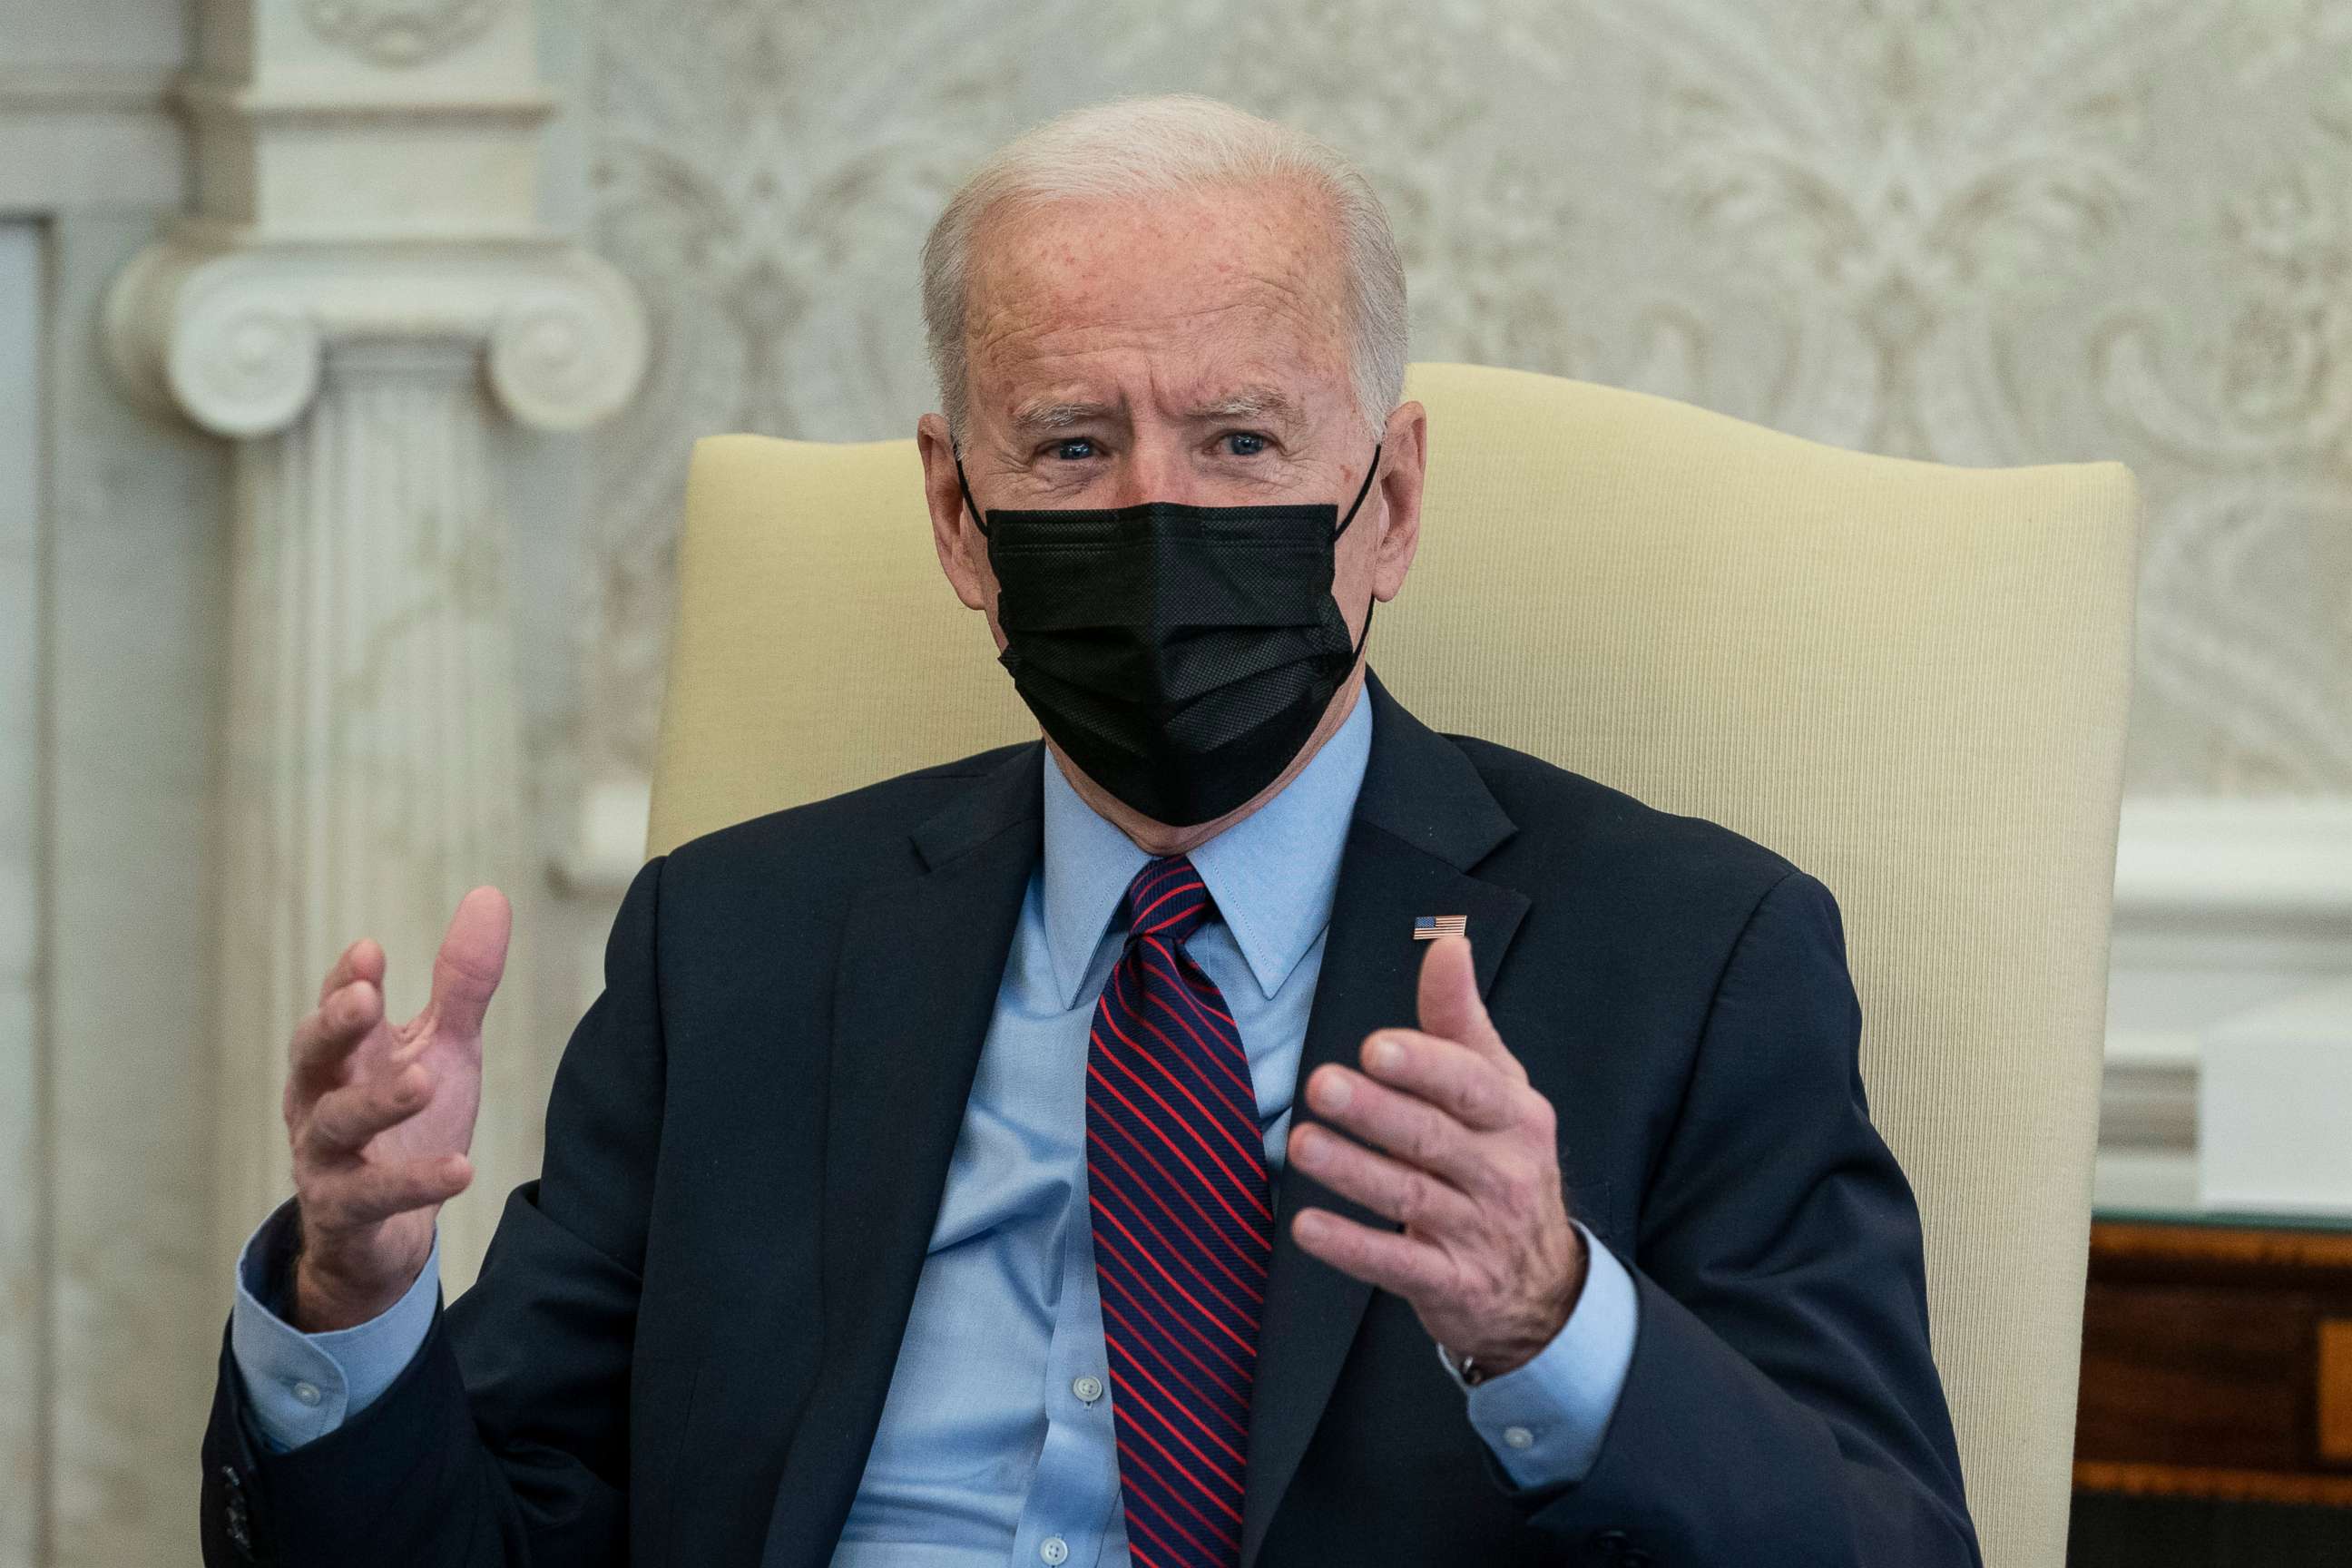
[[648, 361, 2141, 1568]]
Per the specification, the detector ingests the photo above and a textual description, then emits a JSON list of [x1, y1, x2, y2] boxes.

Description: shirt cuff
[[228, 1200, 441, 1452], [1441, 1220, 1638, 1489]]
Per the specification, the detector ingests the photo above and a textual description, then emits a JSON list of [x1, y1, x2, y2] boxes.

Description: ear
[[916, 411, 993, 614], [1370, 399, 1428, 603]]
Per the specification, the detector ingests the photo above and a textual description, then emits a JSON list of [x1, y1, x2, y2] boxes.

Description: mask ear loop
[[951, 446, 990, 537], [1332, 442, 1383, 542], [1337, 443, 1384, 661]]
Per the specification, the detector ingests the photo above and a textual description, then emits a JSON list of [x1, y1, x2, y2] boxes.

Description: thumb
[[1416, 934, 1507, 1063], [430, 886, 512, 1039]]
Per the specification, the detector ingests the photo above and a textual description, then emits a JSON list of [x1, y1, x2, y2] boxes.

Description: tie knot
[[1122, 856, 1212, 945]]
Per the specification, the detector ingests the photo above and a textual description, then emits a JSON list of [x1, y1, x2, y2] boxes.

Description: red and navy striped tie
[[1086, 855, 1270, 1568]]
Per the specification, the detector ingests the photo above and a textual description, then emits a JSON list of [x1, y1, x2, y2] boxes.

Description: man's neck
[[1044, 662, 1370, 858]]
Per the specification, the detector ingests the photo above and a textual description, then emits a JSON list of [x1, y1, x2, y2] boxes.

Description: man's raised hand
[[281, 887, 511, 1331], [1286, 932, 1587, 1377]]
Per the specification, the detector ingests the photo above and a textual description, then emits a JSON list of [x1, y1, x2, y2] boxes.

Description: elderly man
[[201, 96, 1978, 1567]]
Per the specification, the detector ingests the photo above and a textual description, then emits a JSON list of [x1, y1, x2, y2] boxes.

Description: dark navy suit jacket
[[201, 672, 1980, 1566]]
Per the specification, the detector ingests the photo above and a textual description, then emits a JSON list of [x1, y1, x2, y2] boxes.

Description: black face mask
[[956, 445, 1382, 828]]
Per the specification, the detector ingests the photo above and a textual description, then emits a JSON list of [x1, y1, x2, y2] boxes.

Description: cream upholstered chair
[[647, 361, 2141, 1568]]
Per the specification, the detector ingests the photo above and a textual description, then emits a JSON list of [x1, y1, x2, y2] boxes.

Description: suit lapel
[[1240, 675, 1531, 1568], [759, 745, 1045, 1568]]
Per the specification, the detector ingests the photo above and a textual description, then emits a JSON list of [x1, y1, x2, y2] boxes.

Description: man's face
[[918, 179, 1424, 654]]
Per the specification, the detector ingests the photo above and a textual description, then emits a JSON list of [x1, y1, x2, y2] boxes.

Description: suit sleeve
[[230, 1211, 442, 1451], [1512, 869, 1983, 1566], [200, 855, 671, 1568]]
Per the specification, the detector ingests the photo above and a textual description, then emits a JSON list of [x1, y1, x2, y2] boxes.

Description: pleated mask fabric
[[968, 448, 1380, 827]]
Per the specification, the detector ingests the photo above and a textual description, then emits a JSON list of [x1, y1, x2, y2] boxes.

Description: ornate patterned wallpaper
[[584, 0, 2352, 796]]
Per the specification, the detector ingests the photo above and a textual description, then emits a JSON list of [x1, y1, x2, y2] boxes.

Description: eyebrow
[[1005, 386, 1306, 438], [1184, 386, 1302, 427], [1008, 400, 1120, 436]]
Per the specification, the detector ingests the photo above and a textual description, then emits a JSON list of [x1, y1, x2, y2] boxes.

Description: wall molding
[[174, 72, 555, 129], [300, 0, 512, 69], [0, 68, 183, 211], [2099, 796, 2352, 1209], [0, 211, 51, 1568], [2115, 798, 2352, 926], [0, 66, 179, 110]]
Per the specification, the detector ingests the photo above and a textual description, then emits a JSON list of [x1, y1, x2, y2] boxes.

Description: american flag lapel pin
[[1413, 915, 1468, 941]]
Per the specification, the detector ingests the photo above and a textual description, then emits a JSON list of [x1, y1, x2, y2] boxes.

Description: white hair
[[921, 93, 1408, 441]]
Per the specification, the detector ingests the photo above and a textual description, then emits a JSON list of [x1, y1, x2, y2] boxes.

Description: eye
[[1047, 437, 1097, 462], [1221, 430, 1270, 457]]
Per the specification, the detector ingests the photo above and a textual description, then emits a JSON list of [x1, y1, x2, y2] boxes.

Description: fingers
[[1289, 1122, 1478, 1232], [1291, 1207, 1452, 1298], [301, 1154, 473, 1232], [301, 1061, 432, 1159], [316, 936, 385, 1009], [289, 979, 385, 1102], [1415, 935, 1516, 1074], [429, 887, 512, 1039], [1357, 1029, 1520, 1131], [1304, 1062, 1494, 1195]]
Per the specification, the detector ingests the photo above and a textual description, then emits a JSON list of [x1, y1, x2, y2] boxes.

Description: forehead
[[963, 181, 1354, 418]]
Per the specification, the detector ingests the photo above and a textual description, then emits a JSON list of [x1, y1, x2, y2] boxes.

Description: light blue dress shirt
[[231, 690, 1639, 1563]]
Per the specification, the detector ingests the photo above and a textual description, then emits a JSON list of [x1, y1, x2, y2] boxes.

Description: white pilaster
[[0, 219, 46, 1568], [104, 0, 646, 1287]]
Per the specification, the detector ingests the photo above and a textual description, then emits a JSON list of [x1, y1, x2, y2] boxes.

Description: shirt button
[[291, 1380, 323, 1407], [1502, 1425, 1535, 1450], [1072, 1374, 1104, 1405], [1039, 1535, 1070, 1564]]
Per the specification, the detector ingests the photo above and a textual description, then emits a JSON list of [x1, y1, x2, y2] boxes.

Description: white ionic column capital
[[108, 0, 646, 1286], [104, 234, 647, 437]]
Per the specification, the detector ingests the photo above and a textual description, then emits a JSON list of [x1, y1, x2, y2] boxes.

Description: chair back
[[650, 361, 2141, 1568]]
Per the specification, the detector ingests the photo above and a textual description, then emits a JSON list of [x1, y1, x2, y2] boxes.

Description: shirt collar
[[1038, 689, 1376, 1008]]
